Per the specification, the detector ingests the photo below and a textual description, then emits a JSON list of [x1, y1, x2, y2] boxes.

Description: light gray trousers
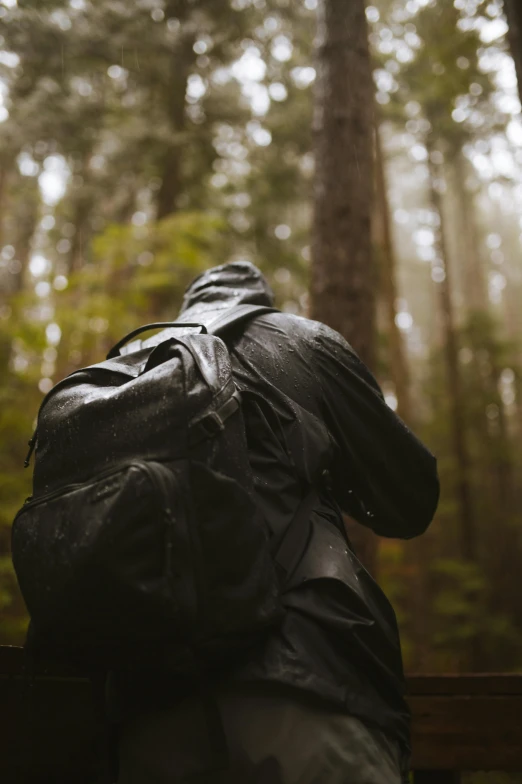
[[117, 683, 404, 784]]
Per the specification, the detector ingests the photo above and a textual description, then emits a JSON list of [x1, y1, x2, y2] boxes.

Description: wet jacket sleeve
[[311, 324, 439, 539]]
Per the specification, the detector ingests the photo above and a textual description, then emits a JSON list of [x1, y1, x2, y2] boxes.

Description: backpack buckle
[[200, 411, 225, 437]]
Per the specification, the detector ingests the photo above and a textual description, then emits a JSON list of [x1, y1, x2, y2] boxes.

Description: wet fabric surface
[[109, 261, 439, 757], [117, 683, 403, 784]]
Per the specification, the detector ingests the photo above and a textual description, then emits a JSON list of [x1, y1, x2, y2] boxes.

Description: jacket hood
[[177, 261, 275, 324]]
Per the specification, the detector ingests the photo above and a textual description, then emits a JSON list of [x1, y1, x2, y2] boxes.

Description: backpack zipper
[[15, 460, 172, 518]]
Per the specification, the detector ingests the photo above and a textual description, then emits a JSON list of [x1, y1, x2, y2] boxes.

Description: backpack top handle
[[106, 322, 207, 360], [106, 306, 279, 360]]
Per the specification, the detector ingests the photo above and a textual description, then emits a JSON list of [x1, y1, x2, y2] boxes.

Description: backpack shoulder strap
[[206, 305, 278, 337], [208, 303, 319, 583]]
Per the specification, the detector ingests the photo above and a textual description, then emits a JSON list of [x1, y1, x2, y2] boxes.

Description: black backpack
[[12, 304, 316, 673]]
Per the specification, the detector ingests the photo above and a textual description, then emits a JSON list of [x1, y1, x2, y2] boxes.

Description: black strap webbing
[[107, 305, 278, 358], [107, 322, 207, 359], [206, 304, 278, 337]]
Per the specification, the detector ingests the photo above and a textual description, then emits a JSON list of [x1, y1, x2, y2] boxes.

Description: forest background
[[1, 0, 522, 697]]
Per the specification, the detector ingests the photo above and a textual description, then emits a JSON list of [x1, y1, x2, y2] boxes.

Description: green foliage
[[372, 0, 503, 151]]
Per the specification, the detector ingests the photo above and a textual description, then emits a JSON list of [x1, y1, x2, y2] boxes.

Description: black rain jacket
[[110, 261, 439, 753], [177, 262, 439, 750]]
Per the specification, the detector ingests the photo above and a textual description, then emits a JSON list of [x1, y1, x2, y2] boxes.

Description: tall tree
[[154, 1, 198, 219], [504, 0, 522, 102], [311, 0, 375, 368], [394, 0, 503, 563], [446, 151, 488, 315], [310, 0, 377, 572], [10, 183, 40, 294], [374, 121, 413, 423], [427, 148, 475, 562]]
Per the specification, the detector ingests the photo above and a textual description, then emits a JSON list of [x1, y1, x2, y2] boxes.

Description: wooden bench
[[1, 646, 521, 783]]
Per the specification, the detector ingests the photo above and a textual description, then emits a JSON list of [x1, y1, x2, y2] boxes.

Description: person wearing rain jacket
[[113, 261, 440, 784]]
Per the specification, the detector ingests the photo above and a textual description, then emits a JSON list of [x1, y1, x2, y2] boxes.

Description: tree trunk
[[504, 0, 522, 104], [488, 196, 522, 440], [374, 121, 413, 423], [427, 147, 476, 563], [449, 152, 488, 314], [0, 163, 9, 253], [67, 195, 93, 274], [156, 4, 197, 219], [374, 120, 427, 666], [310, 0, 375, 368], [12, 185, 39, 293], [310, 0, 377, 573]]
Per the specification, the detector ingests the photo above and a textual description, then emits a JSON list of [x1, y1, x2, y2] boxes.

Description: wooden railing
[[408, 673, 522, 782], [1, 646, 521, 783]]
